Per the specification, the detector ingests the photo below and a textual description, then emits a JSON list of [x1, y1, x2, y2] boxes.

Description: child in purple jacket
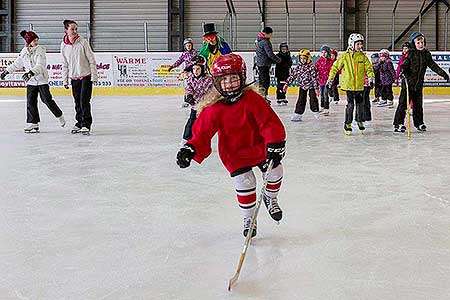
[[283, 49, 320, 122], [180, 55, 213, 145], [376, 49, 396, 108], [168, 38, 197, 72]]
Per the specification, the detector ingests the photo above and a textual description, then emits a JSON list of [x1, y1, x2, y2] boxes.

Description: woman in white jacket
[[0, 30, 65, 133], [61, 19, 98, 135]]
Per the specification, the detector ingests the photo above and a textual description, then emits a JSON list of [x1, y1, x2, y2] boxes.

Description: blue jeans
[[319, 85, 329, 109]]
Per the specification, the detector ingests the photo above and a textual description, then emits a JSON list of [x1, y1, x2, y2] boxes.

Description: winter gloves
[[0, 70, 36, 81], [185, 94, 195, 106], [0, 71, 9, 80], [176, 144, 195, 168], [22, 70, 34, 82]]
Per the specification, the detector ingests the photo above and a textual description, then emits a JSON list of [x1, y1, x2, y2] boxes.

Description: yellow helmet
[[298, 49, 312, 64]]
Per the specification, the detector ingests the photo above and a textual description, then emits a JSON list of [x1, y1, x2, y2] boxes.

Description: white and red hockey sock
[[233, 170, 257, 218], [263, 163, 283, 199]]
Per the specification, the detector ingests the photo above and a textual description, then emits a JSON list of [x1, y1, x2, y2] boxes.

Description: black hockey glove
[[185, 94, 195, 105], [22, 70, 34, 82], [0, 71, 9, 80], [266, 141, 286, 165], [176, 143, 195, 168]]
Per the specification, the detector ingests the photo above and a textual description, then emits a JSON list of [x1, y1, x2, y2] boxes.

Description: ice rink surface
[[0, 94, 449, 300]]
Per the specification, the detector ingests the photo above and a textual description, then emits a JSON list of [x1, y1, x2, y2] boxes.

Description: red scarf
[[63, 34, 79, 45]]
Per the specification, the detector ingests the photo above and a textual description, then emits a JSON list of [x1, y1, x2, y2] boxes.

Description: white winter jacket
[[60, 35, 98, 85], [6, 45, 49, 86]]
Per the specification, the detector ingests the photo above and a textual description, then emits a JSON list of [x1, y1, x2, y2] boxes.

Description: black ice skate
[[263, 195, 283, 221], [416, 124, 427, 132], [243, 217, 257, 237], [357, 122, 365, 134], [24, 124, 39, 133], [344, 123, 352, 136]]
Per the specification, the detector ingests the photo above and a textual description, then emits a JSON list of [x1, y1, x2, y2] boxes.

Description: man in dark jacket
[[402, 31, 450, 131], [256, 27, 281, 102]]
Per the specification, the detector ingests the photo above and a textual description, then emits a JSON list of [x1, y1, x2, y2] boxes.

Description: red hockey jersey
[[189, 89, 286, 174]]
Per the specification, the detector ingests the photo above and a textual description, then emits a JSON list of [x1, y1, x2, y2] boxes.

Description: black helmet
[[279, 42, 289, 51]]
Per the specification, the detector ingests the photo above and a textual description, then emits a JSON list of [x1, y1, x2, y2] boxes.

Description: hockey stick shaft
[[405, 77, 411, 140], [228, 160, 274, 291]]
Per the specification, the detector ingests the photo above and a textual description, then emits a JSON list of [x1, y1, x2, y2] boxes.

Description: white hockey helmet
[[348, 33, 364, 50], [379, 49, 390, 57], [183, 38, 193, 46]]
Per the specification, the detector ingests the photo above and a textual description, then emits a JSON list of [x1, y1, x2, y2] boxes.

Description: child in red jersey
[[176, 54, 286, 238]]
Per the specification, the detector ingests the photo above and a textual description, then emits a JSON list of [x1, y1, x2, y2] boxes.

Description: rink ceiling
[[0, 94, 449, 299], [7, 0, 450, 52]]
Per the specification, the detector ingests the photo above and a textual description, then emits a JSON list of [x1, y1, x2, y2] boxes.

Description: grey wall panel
[[15, 0, 90, 52], [184, 0, 228, 51], [266, 0, 341, 52], [93, 0, 168, 51], [360, 0, 448, 51]]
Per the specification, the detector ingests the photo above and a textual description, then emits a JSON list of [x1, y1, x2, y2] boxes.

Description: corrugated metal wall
[[360, 0, 450, 51], [266, 0, 341, 52], [184, 0, 228, 50], [8, 0, 450, 52], [92, 0, 168, 51], [14, 0, 90, 52]]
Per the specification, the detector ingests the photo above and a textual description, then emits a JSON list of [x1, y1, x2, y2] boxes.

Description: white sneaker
[[58, 114, 66, 127], [80, 127, 90, 135], [291, 113, 302, 122], [313, 112, 320, 120], [24, 123, 39, 133]]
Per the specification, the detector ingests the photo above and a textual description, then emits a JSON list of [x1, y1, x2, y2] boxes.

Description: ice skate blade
[[24, 129, 39, 133]]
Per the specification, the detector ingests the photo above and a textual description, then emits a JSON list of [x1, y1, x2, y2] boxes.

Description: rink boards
[[1, 51, 450, 96]]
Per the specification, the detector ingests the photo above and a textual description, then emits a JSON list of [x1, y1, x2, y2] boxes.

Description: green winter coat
[[328, 49, 375, 91]]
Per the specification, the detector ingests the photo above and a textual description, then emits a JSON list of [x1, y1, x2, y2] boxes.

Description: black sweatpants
[[183, 109, 197, 140], [409, 86, 424, 127], [26, 84, 63, 124], [362, 86, 372, 121], [381, 84, 394, 101], [393, 79, 408, 126], [257, 66, 270, 97], [276, 79, 287, 100], [345, 91, 364, 124], [294, 88, 319, 115], [330, 83, 340, 102], [374, 83, 382, 99], [71, 76, 93, 129]]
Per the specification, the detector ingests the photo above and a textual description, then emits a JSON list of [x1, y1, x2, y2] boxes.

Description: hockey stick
[[404, 76, 411, 140], [228, 159, 274, 291]]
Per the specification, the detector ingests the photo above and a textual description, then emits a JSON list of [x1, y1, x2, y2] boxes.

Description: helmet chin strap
[[218, 80, 256, 103]]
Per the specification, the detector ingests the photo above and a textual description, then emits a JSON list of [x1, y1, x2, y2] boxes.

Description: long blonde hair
[[196, 84, 259, 115]]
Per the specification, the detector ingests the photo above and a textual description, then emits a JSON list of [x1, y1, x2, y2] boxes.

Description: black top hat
[[203, 23, 218, 36]]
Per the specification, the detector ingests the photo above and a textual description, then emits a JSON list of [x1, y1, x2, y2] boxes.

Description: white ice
[[0, 94, 449, 300]]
